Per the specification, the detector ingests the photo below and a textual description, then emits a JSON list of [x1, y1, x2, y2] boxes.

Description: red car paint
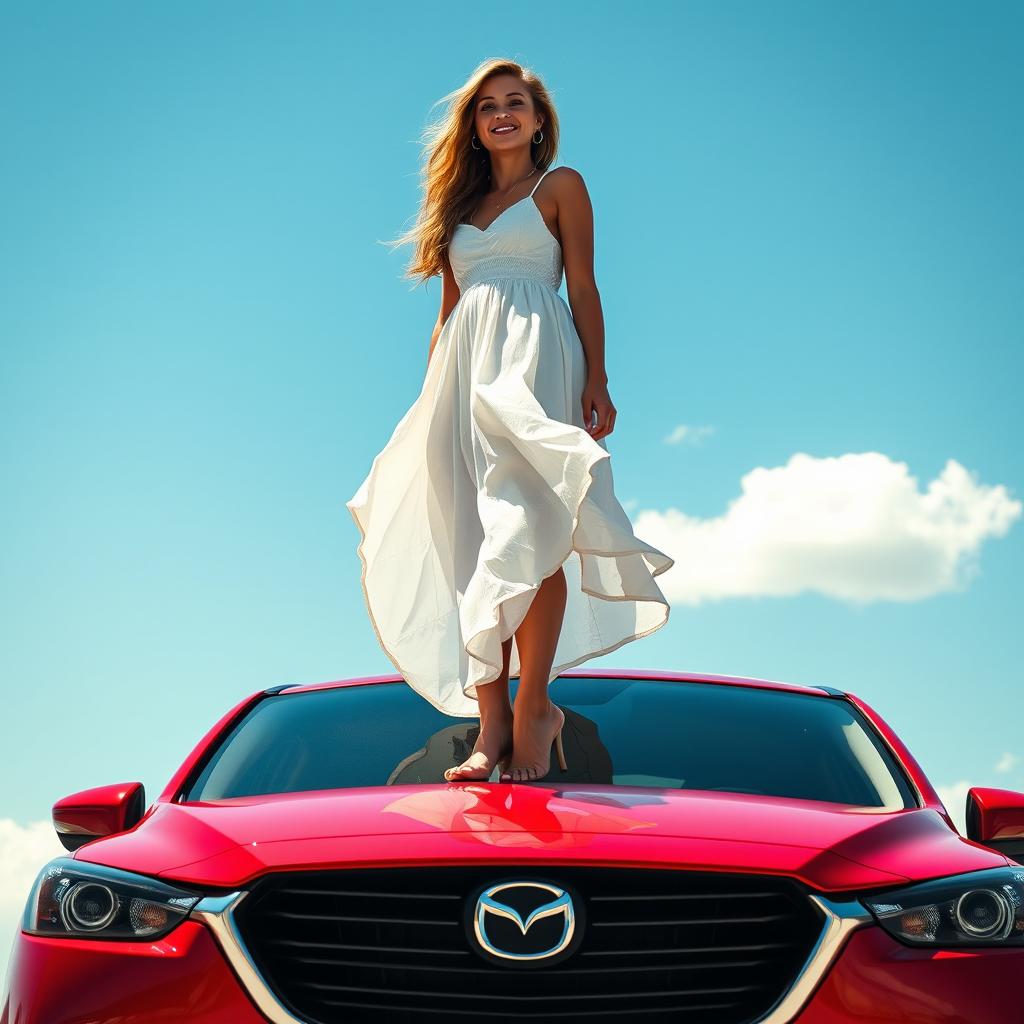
[[4, 668, 1022, 1024]]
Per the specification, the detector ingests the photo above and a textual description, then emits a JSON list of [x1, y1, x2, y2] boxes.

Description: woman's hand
[[582, 374, 616, 440]]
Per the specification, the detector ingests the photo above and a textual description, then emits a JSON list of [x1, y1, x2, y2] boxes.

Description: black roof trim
[[816, 685, 847, 697], [263, 683, 297, 695]]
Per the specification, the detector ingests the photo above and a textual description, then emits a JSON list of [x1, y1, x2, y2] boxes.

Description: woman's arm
[[554, 168, 616, 441], [426, 250, 462, 372]]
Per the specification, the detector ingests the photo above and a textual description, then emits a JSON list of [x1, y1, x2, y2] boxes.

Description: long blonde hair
[[384, 59, 560, 288]]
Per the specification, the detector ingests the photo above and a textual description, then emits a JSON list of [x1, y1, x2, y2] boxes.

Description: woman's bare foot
[[444, 714, 514, 781], [500, 701, 565, 783]]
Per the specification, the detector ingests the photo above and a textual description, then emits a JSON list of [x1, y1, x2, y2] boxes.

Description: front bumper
[[1, 919, 267, 1024], [4, 891, 1024, 1023], [794, 924, 1024, 1022]]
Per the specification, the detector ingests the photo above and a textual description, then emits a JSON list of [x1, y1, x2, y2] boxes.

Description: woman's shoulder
[[543, 164, 585, 186], [540, 165, 589, 203]]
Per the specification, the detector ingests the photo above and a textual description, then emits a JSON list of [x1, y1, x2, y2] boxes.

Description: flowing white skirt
[[346, 278, 674, 718]]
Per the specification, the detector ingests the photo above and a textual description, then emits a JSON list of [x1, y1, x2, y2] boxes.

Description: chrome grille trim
[[190, 885, 872, 1024]]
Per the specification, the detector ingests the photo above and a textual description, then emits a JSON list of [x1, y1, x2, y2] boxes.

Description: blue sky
[[1, 0, 1022, 973]]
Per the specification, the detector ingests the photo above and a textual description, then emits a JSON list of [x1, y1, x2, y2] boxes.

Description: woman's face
[[472, 74, 542, 154]]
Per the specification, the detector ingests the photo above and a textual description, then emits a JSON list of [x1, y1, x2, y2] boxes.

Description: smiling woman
[[346, 58, 673, 786]]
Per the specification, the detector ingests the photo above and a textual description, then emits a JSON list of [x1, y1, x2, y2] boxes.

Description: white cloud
[[0, 818, 66, 993], [663, 424, 715, 446], [996, 752, 1018, 774], [633, 452, 1021, 605]]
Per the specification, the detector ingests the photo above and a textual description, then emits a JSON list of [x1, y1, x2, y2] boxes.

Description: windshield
[[182, 676, 916, 808]]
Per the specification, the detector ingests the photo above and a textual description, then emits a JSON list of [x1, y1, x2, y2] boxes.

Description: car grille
[[232, 866, 825, 1024]]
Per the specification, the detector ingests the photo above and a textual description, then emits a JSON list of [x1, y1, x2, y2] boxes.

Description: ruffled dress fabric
[[346, 166, 673, 718]]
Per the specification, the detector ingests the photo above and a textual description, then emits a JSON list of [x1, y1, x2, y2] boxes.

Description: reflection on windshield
[[387, 706, 612, 785], [183, 677, 916, 809]]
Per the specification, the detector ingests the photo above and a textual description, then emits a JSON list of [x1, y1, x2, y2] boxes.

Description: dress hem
[[348, 428, 674, 719], [460, 441, 673, 706]]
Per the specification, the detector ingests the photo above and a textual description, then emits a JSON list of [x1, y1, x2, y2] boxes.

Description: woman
[[347, 59, 673, 784]]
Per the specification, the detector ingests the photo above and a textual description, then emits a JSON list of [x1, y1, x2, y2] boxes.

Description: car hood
[[74, 784, 1005, 892]]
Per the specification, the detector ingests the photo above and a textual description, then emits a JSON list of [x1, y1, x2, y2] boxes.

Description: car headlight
[[861, 866, 1024, 947], [21, 856, 202, 940]]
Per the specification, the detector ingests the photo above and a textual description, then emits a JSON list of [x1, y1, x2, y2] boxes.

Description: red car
[[4, 669, 1024, 1023]]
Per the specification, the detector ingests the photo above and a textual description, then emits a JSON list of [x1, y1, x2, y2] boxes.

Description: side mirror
[[966, 786, 1024, 865], [52, 782, 147, 852]]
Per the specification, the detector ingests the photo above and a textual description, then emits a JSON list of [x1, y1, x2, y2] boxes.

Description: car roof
[[270, 669, 844, 699]]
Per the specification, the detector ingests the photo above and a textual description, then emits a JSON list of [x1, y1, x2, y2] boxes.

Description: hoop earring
[[471, 134, 482, 150], [532, 128, 544, 144]]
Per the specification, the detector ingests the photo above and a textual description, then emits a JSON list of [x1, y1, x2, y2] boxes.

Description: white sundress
[[346, 165, 674, 718]]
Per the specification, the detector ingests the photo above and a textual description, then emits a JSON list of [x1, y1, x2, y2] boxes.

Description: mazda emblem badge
[[467, 879, 584, 967]]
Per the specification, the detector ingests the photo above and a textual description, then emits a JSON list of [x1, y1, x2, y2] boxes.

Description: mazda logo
[[468, 880, 582, 966]]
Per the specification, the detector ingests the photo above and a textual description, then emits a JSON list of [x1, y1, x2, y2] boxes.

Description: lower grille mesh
[[232, 866, 824, 1024]]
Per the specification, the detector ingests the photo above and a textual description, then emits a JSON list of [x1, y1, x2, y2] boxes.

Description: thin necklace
[[483, 164, 538, 216]]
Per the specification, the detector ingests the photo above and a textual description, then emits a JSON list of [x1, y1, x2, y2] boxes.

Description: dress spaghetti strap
[[529, 165, 555, 196]]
